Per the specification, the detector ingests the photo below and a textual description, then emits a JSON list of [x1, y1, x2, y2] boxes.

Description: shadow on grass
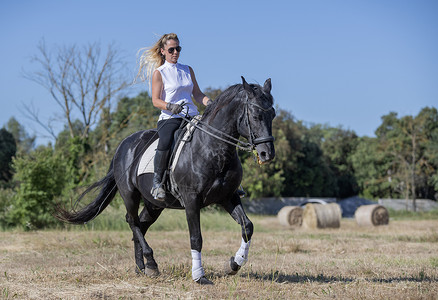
[[242, 271, 354, 283], [371, 276, 438, 283], [238, 271, 438, 284]]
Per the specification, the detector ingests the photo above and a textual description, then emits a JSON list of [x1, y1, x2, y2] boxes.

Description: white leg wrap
[[234, 238, 251, 266], [191, 250, 205, 281]]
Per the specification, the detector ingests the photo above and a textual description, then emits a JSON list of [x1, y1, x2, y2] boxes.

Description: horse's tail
[[55, 160, 118, 225]]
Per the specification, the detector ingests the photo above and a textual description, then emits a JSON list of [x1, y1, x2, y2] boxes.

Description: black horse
[[57, 77, 275, 285]]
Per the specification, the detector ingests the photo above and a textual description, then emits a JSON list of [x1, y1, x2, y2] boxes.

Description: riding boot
[[151, 149, 170, 201]]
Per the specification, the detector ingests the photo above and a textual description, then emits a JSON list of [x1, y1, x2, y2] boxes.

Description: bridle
[[179, 93, 275, 152], [243, 97, 275, 147]]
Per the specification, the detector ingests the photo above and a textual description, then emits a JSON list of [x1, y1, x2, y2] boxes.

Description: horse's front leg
[[185, 199, 213, 285], [221, 193, 254, 275]]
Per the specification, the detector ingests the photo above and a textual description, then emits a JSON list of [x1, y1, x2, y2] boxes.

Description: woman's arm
[[189, 67, 210, 106], [151, 70, 168, 110]]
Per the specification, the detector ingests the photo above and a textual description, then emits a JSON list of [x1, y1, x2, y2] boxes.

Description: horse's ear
[[241, 76, 254, 97], [263, 78, 272, 94]]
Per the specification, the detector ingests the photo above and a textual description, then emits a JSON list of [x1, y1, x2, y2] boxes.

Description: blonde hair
[[134, 33, 179, 84]]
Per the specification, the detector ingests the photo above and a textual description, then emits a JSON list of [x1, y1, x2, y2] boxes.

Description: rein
[[179, 114, 253, 151], [178, 94, 275, 152]]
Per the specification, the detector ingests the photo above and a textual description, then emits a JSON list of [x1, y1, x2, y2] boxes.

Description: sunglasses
[[167, 46, 182, 54]]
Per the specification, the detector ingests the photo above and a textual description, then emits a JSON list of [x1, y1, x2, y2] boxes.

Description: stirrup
[[151, 185, 166, 201]]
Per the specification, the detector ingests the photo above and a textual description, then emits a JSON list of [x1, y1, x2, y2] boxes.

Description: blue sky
[[1, 0, 437, 144]]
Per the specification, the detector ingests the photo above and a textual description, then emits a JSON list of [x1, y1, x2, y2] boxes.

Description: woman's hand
[[166, 103, 184, 115]]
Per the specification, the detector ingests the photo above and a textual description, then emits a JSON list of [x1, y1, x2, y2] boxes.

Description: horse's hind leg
[[130, 207, 163, 275], [220, 193, 254, 275], [136, 202, 163, 275], [127, 211, 161, 276], [122, 190, 162, 276]]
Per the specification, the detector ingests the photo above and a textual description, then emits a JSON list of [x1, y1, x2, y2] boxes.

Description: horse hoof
[[135, 268, 144, 276], [196, 276, 214, 285], [139, 267, 159, 277], [224, 256, 240, 276]]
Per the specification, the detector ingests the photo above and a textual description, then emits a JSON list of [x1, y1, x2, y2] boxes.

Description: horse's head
[[239, 76, 276, 164]]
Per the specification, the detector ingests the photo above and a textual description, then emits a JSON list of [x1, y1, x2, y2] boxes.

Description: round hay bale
[[355, 204, 389, 226], [277, 206, 303, 227], [302, 203, 341, 229]]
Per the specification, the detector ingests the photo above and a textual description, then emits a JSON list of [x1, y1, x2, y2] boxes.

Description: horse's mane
[[202, 81, 273, 123], [202, 84, 243, 122]]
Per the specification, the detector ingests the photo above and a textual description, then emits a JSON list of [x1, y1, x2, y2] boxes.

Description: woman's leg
[[151, 118, 182, 200]]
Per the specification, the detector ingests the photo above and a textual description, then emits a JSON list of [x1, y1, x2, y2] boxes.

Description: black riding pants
[[157, 118, 183, 151]]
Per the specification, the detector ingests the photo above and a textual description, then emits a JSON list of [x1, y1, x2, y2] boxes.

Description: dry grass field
[[1, 213, 438, 299]]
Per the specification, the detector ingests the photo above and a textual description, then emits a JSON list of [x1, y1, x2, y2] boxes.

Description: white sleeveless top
[[156, 61, 199, 121]]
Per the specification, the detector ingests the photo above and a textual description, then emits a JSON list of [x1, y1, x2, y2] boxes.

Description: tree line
[[0, 42, 437, 229]]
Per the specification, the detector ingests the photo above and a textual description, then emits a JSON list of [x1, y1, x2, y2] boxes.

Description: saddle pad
[[137, 115, 202, 177], [137, 138, 159, 175]]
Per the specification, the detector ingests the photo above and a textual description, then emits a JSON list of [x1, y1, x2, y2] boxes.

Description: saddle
[[137, 115, 202, 206]]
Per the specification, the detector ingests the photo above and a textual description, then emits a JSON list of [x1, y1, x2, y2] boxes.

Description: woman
[[136, 33, 212, 201]]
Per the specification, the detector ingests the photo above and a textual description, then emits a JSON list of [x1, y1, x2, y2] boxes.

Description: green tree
[[242, 157, 285, 198], [10, 147, 67, 229], [6, 117, 35, 154], [108, 92, 159, 141], [288, 128, 337, 197], [425, 130, 438, 197], [351, 137, 392, 199], [0, 188, 15, 228], [372, 108, 438, 208], [319, 126, 359, 198], [0, 128, 17, 185], [277, 118, 338, 198], [54, 121, 94, 186], [416, 107, 438, 199]]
